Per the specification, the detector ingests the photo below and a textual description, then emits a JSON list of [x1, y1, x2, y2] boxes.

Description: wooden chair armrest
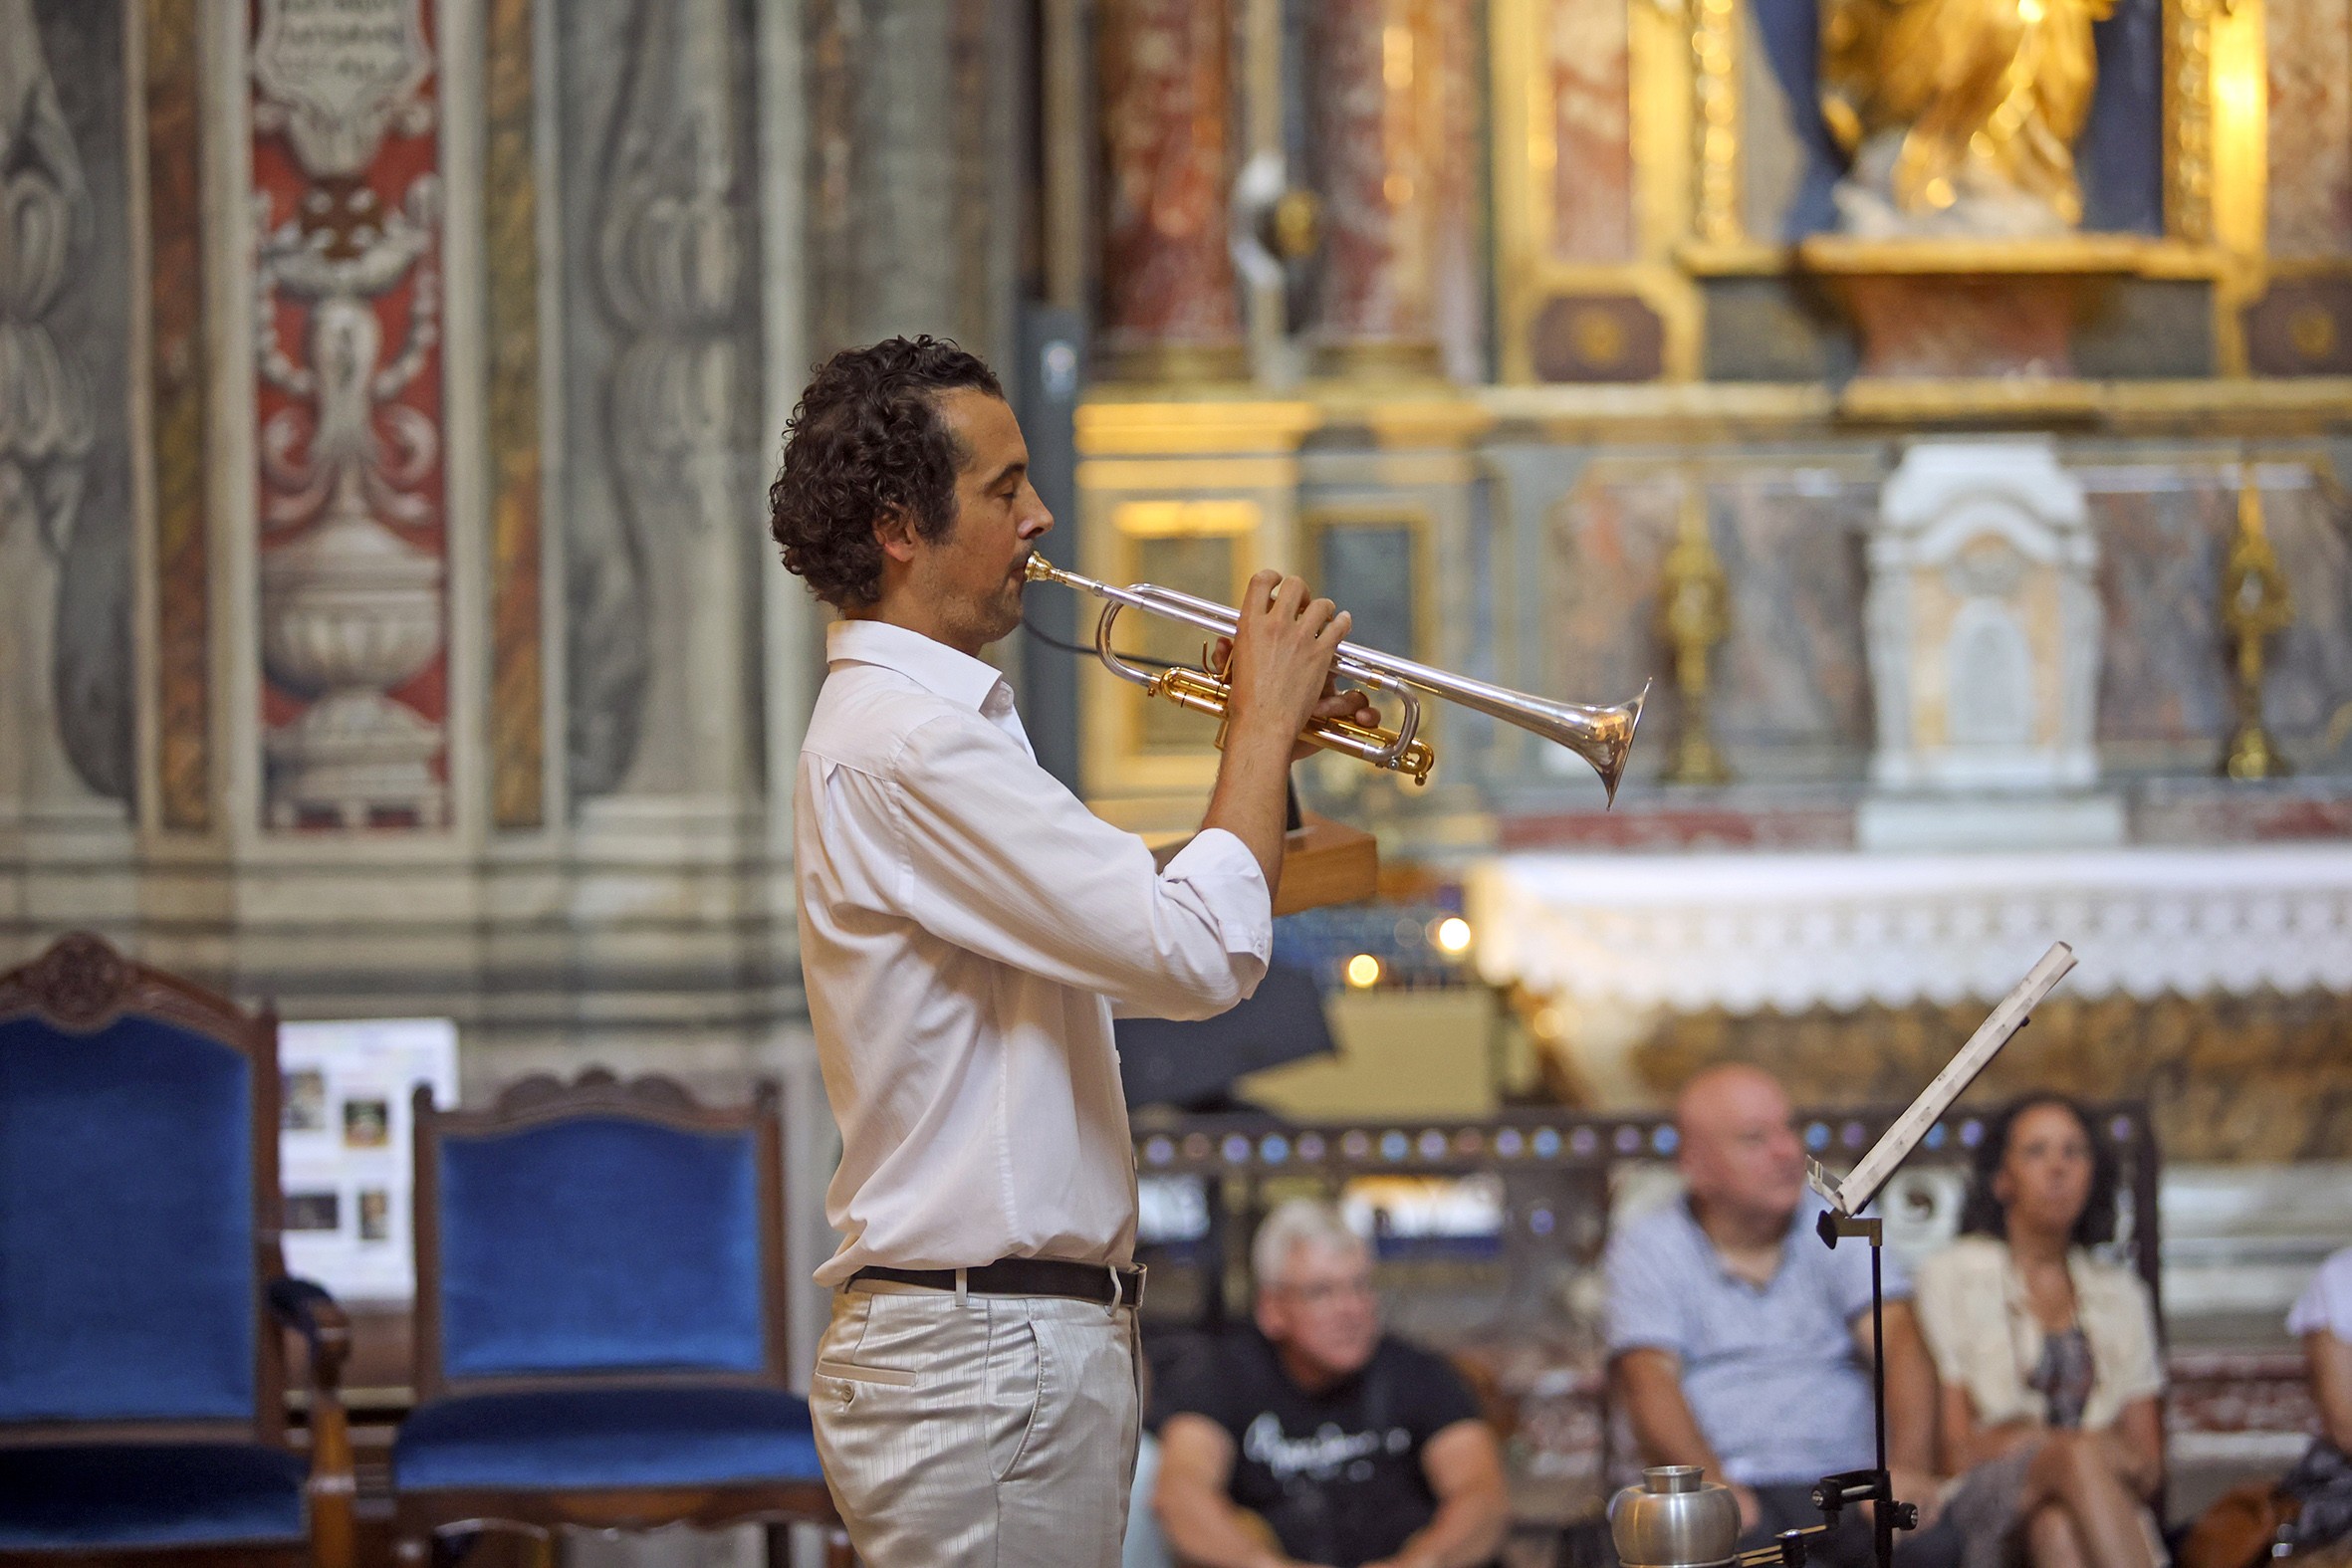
[[268, 1276, 356, 1568], [268, 1275, 353, 1387]]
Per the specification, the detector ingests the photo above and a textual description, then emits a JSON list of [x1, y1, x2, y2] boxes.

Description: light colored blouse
[[2287, 1246, 2352, 1341], [1914, 1235, 2165, 1435]]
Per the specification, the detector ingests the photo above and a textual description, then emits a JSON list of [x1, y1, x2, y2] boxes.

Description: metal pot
[[1611, 1464, 1743, 1568]]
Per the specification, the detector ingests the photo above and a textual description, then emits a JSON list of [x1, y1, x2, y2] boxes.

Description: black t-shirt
[[1149, 1330, 1484, 1568]]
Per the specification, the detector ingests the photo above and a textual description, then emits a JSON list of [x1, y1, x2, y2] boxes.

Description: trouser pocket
[[987, 1308, 1046, 1482]]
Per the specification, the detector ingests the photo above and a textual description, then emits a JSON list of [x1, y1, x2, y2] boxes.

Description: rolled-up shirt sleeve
[[883, 710, 1272, 1018]]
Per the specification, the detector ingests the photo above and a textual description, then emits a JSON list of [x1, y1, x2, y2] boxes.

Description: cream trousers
[[812, 1281, 1142, 1568]]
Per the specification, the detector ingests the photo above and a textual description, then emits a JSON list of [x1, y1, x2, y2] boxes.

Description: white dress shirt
[[797, 618, 1274, 1286]]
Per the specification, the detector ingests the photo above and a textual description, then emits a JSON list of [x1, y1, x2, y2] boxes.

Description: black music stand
[[1782, 941, 2080, 1568]]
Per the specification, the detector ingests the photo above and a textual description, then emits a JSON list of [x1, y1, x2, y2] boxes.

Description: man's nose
[[1022, 497, 1055, 540]]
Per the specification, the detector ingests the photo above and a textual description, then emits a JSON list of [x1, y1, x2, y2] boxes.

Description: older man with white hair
[[1150, 1200, 1511, 1568]]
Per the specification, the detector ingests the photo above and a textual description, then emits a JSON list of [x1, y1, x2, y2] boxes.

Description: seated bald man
[[1606, 1064, 1952, 1568], [1151, 1200, 1510, 1568]]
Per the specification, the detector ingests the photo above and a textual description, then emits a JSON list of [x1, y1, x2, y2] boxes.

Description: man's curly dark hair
[[768, 336, 1006, 608], [1957, 1091, 2121, 1248]]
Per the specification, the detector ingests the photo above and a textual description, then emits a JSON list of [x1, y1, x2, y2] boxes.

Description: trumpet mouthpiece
[[1024, 554, 1056, 583]]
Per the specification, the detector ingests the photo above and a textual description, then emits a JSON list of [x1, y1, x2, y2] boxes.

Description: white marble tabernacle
[[1865, 440, 2103, 792]]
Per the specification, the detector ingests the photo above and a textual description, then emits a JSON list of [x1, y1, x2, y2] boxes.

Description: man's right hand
[[1222, 570, 1350, 756], [1733, 1483, 1762, 1535]]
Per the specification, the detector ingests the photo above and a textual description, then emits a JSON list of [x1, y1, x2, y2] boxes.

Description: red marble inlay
[[1097, 0, 1243, 348], [1497, 806, 1859, 851], [1828, 274, 2079, 377], [1547, 0, 1636, 264], [2267, 0, 2352, 260], [1312, 0, 1479, 356]]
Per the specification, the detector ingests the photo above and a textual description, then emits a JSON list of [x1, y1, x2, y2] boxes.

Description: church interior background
[[3, 0, 2349, 1561]]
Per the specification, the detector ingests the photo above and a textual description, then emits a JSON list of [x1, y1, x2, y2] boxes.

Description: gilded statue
[[1819, 0, 2113, 234]]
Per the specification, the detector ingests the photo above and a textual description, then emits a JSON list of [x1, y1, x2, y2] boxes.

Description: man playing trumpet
[[771, 335, 1372, 1568]]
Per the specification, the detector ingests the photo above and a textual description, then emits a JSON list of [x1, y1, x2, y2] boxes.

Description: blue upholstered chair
[[393, 1070, 846, 1566], [0, 932, 355, 1567]]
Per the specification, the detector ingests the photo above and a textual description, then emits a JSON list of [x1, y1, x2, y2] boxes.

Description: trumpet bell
[[1504, 679, 1647, 807]]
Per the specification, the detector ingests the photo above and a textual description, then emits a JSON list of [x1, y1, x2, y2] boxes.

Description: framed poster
[[278, 1017, 459, 1301]]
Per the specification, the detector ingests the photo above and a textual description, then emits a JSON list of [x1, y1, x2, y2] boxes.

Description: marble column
[[0, 0, 137, 853], [1306, 0, 1479, 380], [803, 0, 1019, 363], [145, 0, 215, 834], [589, 0, 765, 806], [1096, 0, 1249, 382]]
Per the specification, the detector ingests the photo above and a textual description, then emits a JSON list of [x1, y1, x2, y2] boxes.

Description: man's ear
[[873, 507, 920, 564]]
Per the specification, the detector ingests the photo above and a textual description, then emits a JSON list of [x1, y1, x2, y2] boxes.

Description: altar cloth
[[1468, 845, 2352, 1013]]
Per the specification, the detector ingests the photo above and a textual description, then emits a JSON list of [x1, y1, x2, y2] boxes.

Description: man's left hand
[[1213, 636, 1378, 762]]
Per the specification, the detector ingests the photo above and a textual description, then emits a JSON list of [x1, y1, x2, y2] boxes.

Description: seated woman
[[2296, 1245, 2352, 1456], [1915, 1094, 2166, 1568], [2280, 1246, 2352, 1557]]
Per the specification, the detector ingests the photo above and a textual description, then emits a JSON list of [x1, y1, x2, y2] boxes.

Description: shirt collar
[[1678, 1192, 1817, 1288], [827, 618, 1012, 716]]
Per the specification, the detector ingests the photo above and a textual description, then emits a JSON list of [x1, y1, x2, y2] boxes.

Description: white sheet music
[[1806, 941, 2078, 1219]]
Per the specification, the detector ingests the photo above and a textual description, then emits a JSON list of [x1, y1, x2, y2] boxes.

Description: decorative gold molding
[[1078, 457, 1303, 492], [1836, 377, 2110, 421], [2206, 0, 2266, 256], [1090, 497, 1273, 792], [1492, 0, 1703, 383], [2165, 0, 2220, 245], [1795, 234, 2172, 275], [1630, 0, 1694, 258], [1073, 370, 2352, 465], [1474, 375, 2352, 431], [1072, 425, 1314, 801], [1111, 499, 1262, 537], [1690, 0, 1741, 248], [1074, 399, 1320, 455], [1341, 396, 1498, 449], [2205, 0, 2268, 375]]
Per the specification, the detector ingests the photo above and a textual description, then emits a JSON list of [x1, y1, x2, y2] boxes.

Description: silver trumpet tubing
[[1025, 555, 1649, 803]]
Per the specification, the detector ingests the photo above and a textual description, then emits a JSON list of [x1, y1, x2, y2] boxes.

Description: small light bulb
[[1433, 917, 1473, 956], [1344, 953, 1383, 989]]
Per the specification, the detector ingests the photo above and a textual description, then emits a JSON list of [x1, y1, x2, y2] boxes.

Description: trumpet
[[1024, 555, 1650, 804]]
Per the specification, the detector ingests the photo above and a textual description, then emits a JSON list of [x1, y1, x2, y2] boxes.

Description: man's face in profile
[[899, 388, 1054, 653]]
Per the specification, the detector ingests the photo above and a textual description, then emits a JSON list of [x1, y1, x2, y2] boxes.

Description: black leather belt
[[849, 1258, 1146, 1307]]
